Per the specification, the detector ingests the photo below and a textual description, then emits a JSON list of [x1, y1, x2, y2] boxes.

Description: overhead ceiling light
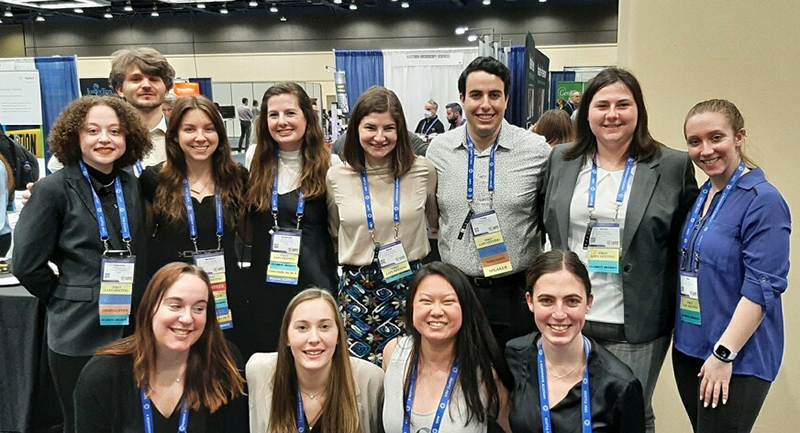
[[124, 3, 133, 12], [103, 9, 112, 18], [280, 15, 287, 21], [36, 15, 45, 22], [220, 5, 228, 13], [400, 1, 408, 7], [349, 1, 357, 10], [482, 0, 491, 4], [270, 5, 278, 12], [455, 26, 468, 35], [3, 11, 12, 18], [467, 34, 478, 42], [333, 0, 342, 3], [74, 8, 84, 13], [249, 0, 258, 6], [539, 0, 546, 2], [151, 8, 159, 17], [197, 3, 206, 8]]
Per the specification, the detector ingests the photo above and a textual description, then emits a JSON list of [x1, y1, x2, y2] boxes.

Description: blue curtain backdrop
[[334, 50, 384, 111], [505, 46, 526, 127], [550, 71, 577, 110], [189, 78, 214, 100], [34, 56, 81, 163]]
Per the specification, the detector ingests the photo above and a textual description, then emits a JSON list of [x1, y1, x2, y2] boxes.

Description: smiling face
[[79, 105, 126, 174], [116, 66, 167, 112], [461, 70, 509, 143], [287, 298, 339, 376], [588, 81, 638, 151], [412, 275, 463, 346], [685, 111, 745, 184], [358, 111, 398, 165], [267, 93, 307, 152], [527, 269, 593, 349], [177, 108, 219, 164], [152, 273, 209, 355]]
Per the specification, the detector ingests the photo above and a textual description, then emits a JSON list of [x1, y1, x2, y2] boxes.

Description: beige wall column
[[0, 25, 25, 58], [618, 1, 800, 432]]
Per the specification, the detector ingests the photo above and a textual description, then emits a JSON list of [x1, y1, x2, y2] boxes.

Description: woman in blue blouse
[[673, 99, 791, 433]]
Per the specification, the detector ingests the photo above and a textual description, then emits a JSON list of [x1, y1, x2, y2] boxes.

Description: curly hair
[[155, 95, 245, 227], [48, 95, 153, 168]]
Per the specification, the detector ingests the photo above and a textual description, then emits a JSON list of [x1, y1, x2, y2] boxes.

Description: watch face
[[716, 345, 731, 358]]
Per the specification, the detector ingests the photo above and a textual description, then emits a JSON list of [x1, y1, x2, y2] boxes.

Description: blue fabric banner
[[334, 50, 385, 110]]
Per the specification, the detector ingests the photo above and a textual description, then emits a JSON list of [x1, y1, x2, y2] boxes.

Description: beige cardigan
[[246, 353, 385, 433]]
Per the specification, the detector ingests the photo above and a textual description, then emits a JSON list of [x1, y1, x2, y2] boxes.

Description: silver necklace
[[547, 360, 582, 380], [300, 388, 325, 399]]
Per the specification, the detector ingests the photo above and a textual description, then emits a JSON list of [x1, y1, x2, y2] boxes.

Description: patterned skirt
[[338, 261, 422, 366]]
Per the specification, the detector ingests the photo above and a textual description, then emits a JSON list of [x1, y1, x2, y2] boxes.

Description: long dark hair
[[97, 263, 244, 412], [526, 250, 592, 298], [403, 262, 513, 426], [155, 95, 245, 227], [564, 67, 662, 163]]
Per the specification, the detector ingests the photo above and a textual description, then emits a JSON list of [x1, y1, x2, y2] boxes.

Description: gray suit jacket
[[12, 164, 148, 356], [542, 144, 699, 343]]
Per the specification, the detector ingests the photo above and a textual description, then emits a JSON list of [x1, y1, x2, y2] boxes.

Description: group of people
[[10, 46, 790, 433]]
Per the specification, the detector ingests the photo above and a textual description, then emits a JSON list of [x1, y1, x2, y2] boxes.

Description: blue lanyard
[[134, 161, 145, 178], [588, 155, 636, 221], [680, 161, 745, 272], [182, 178, 224, 252], [538, 337, 592, 433], [272, 150, 306, 231], [423, 118, 440, 135], [296, 388, 309, 433], [360, 171, 401, 243], [403, 359, 461, 433], [140, 388, 189, 433], [78, 160, 132, 252], [466, 132, 498, 209]]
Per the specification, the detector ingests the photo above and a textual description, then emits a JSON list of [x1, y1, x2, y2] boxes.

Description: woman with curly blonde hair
[[13, 95, 152, 432]]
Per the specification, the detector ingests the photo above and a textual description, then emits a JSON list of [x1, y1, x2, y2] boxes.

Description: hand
[[698, 355, 733, 408], [21, 182, 33, 206]]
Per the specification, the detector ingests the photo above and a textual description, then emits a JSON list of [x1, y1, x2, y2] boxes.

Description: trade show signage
[[392, 52, 465, 67], [525, 33, 550, 126], [173, 83, 201, 97], [6, 127, 45, 158], [557, 82, 585, 101], [0, 71, 43, 126], [79, 78, 116, 96]]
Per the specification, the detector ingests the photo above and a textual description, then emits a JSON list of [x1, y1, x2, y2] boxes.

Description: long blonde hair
[[268, 288, 361, 433]]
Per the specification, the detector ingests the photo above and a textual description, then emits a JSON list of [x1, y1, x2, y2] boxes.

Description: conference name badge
[[378, 241, 413, 283], [194, 251, 233, 330], [267, 229, 302, 285], [587, 222, 621, 274], [99, 257, 135, 326], [679, 271, 701, 325], [470, 210, 513, 277]]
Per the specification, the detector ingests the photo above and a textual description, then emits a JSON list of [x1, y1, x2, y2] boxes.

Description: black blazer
[[12, 164, 148, 357], [541, 144, 699, 343]]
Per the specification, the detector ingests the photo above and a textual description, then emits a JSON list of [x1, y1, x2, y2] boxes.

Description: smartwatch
[[712, 342, 737, 363]]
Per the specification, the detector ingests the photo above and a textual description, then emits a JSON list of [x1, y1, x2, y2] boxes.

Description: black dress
[[245, 189, 338, 356], [505, 332, 646, 433], [74, 354, 248, 432], [139, 165, 248, 350]]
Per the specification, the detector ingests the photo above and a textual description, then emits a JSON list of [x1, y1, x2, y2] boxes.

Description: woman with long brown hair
[[247, 288, 384, 432], [74, 262, 247, 431], [244, 82, 338, 357], [139, 95, 247, 337]]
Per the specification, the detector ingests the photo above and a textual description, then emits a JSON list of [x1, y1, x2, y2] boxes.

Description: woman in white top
[[382, 262, 512, 432], [326, 86, 438, 366], [243, 83, 339, 358], [246, 288, 384, 433]]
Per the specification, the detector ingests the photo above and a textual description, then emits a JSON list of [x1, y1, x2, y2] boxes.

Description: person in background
[[530, 109, 575, 146], [13, 95, 152, 432], [247, 288, 384, 433], [427, 56, 551, 351], [563, 90, 581, 118], [382, 262, 513, 432], [445, 102, 466, 130], [327, 86, 438, 366], [541, 67, 699, 433], [506, 250, 645, 432], [556, 98, 567, 110], [414, 99, 445, 139], [162, 93, 177, 124], [237, 97, 254, 153], [673, 99, 791, 433], [252, 98, 260, 118], [74, 263, 247, 431], [244, 82, 339, 357], [0, 150, 13, 256]]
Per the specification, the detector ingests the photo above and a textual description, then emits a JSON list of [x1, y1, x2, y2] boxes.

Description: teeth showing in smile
[[428, 321, 446, 328], [171, 328, 191, 336], [305, 350, 323, 356], [701, 157, 720, 165], [191, 145, 209, 151], [549, 324, 570, 331], [477, 114, 493, 119]]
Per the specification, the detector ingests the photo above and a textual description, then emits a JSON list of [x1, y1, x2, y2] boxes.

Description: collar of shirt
[[443, 119, 515, 152], [151, 115, 167, 135], [735, 167, 765, 191]]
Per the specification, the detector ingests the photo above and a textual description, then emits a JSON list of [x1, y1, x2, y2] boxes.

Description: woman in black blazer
[[540, 68, 699, 432], [13, 95, 152, 433]]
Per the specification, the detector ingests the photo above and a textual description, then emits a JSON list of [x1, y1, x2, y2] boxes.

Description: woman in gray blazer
[[541, 68, 699, 433], [12, 96, 151, 433]]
